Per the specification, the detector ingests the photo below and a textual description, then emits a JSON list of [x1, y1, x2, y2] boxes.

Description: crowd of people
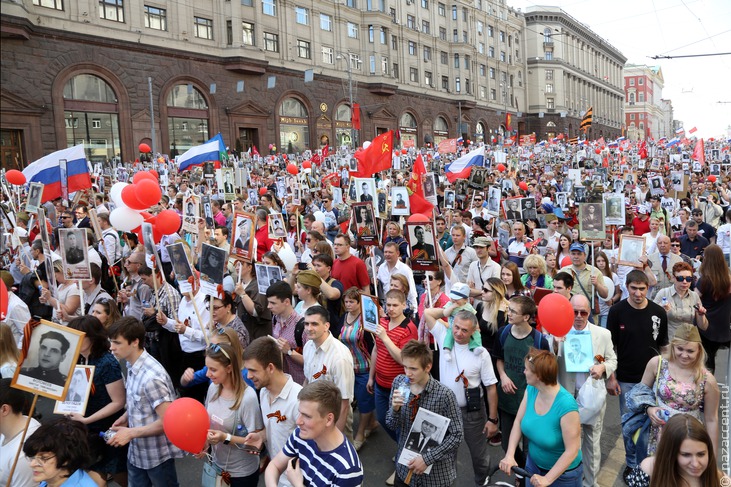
[[1, 137, 730, 487]]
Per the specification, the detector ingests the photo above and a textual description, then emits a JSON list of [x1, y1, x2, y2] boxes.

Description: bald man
[[556, 295, 617, 487]]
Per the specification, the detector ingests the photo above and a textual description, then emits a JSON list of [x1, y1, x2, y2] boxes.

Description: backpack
[[498, 324, 544, 349]]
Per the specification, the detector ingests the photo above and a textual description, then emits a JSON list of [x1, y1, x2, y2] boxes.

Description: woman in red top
[[367, 289, 417, 443]]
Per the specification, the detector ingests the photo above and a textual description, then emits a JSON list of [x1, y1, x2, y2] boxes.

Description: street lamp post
[[337, 53, 356, 148]]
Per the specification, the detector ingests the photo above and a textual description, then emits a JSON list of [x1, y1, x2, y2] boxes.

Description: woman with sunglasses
[[199, 342, 263, 487], [181, 327, 253, 389], [475, 278, 509, 362], [66, 316, 127, 486], [653, 262, 707, 339]]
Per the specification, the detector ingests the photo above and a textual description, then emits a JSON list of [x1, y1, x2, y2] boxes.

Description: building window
[[263, 32, 279, 51], [322, 46, 334, 64], [543, 28, 552, 43], [380, 27, 387, 44], [479, 64, 485, 76], [297, 40, 310, 59], [545, 69, 553, 80], [392, 35, 397, 49], [144, 5, 166, 30], [452, 5, 457, 20], [629, 78, 635, 86], [547, 98, 555, 109], [453, 29, 458, 42], [226, 20, 232, 45], [262, 0, 275, 16], [410, 67, 418, 82], [639, 122, 644, 130], [464, 55, 469, 69], [463, 31, 467, 42], [194, 17, 213, 39], [545, 51, 552, 60], [393, 63, 399, 79], [488, 26, 493, 37], [99, 0, 124, 22], [407, 15, 415, 29], [421, 0, 429, 8], [439, 27, 446, 40], [455, 77, 461, 92], [423, 46, 431, 62], [425, 71, 433, 86], [500, 51, 505, 62], [278, 97, 309, 152], [462, 7, 467, 21], [545, 84, 553, 93], [366, 0, 385, 12], [454, 53, 459, 68], [480, 86, 486, 98], [33, 0, 64, 10], [382, 56, 389, 74], [630, 113, 635, 120], [242, 21, 255, 45], [478, 42, 484, 54], [347, 22, 358, 38], [639, 93, 645, 102], [488, 47, 494, 58], [638, 78, 644, 85], [465, 78, 470, 93], [422, 20, 430, 34], [438, 2, 445, 16], [639, 113, 645, 119], [346, 0, 357, 6], [441, 76, 449, 89], [629, 93, 635, 103], [368, 25, 374, 42], [409, 41, 416, 55], [489, 67, 495, 79], [295, 7, 308, 25], [92, 119, 102, 129], [477, 21, 483, 34], [320, 13, 332, 31], [369, 55, 376, 74], [241, 0, 252, 5], [440, 51, 448, 64], [490, 88, 496, 100], [499, 30, 505, 42]]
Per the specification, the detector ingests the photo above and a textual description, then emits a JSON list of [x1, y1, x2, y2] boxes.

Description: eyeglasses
[[305, 238, 312, 242], [671, 243, 681, 247], [674, 276, 693, 282], [26, 454, 56, 465], [482, 288, 493, 293], [207, 343, 231, 361], [61, 216, 72, 219], [212, 305, 224, 311], [573, 310, 590, 317]]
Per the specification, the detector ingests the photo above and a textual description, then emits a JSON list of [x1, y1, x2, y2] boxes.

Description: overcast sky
[[511, 0, 731, 138]]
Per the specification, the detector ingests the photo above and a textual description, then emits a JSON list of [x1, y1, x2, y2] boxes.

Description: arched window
[[546, 121, 557, 139], [335, 103, 353, 147], [63, 74, 121, 161], [399, 112, 417, 146], [166, 84, 210, 156], [433, 116, 449, 144], [543, 28, 553, 43], [475, 122, 485, 142], [279, 97, 309, 152]]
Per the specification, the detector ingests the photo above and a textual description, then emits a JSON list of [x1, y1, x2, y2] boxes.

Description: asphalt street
[[30, 348, 728, 487]]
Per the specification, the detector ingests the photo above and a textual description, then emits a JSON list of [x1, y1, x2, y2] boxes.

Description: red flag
[[688, 127, 698, 134], [639, 140, 648, 160], [353, 131, 393, 177], [506, 113, 512, 131], [437, 138, 457, 154], [692, 138, 705, 165], [322, 145, 329, 158], [408, 154, 434, 214], [251, 145, 260, 157], [351, 103, 361, 130]]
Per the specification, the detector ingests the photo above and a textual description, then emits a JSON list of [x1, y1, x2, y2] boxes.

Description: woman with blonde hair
[[638, 324, 719, 457], [0, 323, 20, 378], [520, 254, 553, 291], [89, 298, 122, 328], [475, 277, 509, 359], [384, 221, 409, 262]]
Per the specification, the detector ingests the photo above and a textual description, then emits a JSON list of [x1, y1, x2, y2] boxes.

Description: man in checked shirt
[[387, 340, 463, 487]]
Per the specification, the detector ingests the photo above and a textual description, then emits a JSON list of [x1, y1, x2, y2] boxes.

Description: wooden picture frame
[[618, 235, 646, 268]]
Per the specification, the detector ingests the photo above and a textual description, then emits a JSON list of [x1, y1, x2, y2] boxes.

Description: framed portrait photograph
[[222, 168, 236, 199], [618, 235, 646, 268], [354, 177, 377, 204], [487, 186, 501, 216], [710, 163, 721, 176], [255, 264, 283, 295], [375, 189, 388, 219], [469, 167, 487, 188], [564, 333, 594, 373], [351, 202, 378, 246], [25, 182, 44, 214], [398, 407, 451, 475], [578, 203, 606, 240], [670, 171, 686, 192], [268, 212, 287, 239], [58, 228, 91, 281], [405, 221, 438, 271], [444, 190, 456, 209], [423, 172, 437, 205], [54, 365, 95, 415], [391, 187, 411, 216], [555, 192, 569, 211], [360, 293, 381, 334], [201, 195, 214, 228], [182, 194, 200, 233], [167, 242, 195, 294], [12, 320, 85, 400], [231, 211, 255, 261], [649, 176, 665, 196], [141, 222, 158, 259], [199, 243, 228, 296], [521, 197, 537, 221], [604, 193, 625, 226], [502, 197, 523, 221]]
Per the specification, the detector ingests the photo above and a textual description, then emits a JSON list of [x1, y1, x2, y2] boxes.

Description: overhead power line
[[649, 52, 731, 59]]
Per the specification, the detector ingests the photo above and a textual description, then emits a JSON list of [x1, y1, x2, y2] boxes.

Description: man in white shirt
[[444, 226, 478, 284], [0, 272, 30, 348], [466, 237, 501, 297], [377, 242, 418, 309]]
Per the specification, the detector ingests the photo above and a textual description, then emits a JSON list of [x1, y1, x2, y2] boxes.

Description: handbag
[[202, 458, 227, 487], [576, 378, 606, 426]]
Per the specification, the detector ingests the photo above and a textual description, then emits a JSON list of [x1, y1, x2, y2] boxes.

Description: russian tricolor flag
[[22, 144, 91, 203], [675, 127, 685, 135], [445, 146, 483, 182], [666, 137, 681, 147], [177, 133, 227, 172]]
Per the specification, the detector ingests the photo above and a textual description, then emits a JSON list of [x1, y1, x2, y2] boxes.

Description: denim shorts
[[353, 372, 375, 414]]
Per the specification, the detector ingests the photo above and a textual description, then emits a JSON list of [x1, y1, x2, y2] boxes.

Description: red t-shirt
[[632, 216, 651, 236], [332, 255, 370, 291], [374, 317, 418, 389], [255, 224, 273, 261]]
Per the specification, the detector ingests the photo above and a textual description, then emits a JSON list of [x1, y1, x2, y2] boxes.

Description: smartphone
[[291, 457, 299, 469], [297, 262, 308, 270]]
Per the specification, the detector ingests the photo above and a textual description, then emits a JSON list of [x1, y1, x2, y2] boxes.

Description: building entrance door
[[238, 128, 258, 152], [0, 129, 24, 170]]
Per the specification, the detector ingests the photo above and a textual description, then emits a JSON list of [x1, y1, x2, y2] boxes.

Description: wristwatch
[[287, 349, 293, 356], [223, 434, 232, 445], [487, 417, 498, 424]]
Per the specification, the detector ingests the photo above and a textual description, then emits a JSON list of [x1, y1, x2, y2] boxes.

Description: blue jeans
[[127, 458, 179, 487], [598, 314, 608, 328], [525, 456, 582, 487], [375, 384, 399, 443], [619, 381, 639, 468]]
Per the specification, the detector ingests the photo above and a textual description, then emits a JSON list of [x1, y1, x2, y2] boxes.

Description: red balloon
[[122, 184, 148, 210], [133, 171, 156, 184], [401, 149, 408, 155], [408, 213, 430, 222], [302, 160, 312, 169], [537, 293, 574, 337], [560, 256, 572, 268], [135, 179, 162, 208], [594, 148, 601, 154], [708, 175, 717, 183], [0, 279, 8, 321], [259, 187, 268, 196], [518, 181, 528, 191], [496, 163, 506, 172], [139, 143, 151, 153], [157, 209, 182, 234], [149, 169, 159, 179], [163, 398, 209, 454], [286, 164, 299, 175], [5, 169, 26, 186]]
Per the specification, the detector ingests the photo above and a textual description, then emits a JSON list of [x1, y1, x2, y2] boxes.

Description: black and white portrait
[[58, 228, 91, 281], [232, 212, 255, 261], [564, 334, 593, 373], [503, 198, 522, 220], [613, 178, 625, 194], [182, 194, 200, 233], [351, 203, 378, 245], [487, 186, 501, 215], [423, 172, 437, 202], [555, 192, 569, 211], [268, 213, 287, 239], [604, 194, 625, 226], [199, 243, 228, 293], [167, 242, 194, 293], [579, 203, 605, 240], [444, 190, 456, 209], [391, 187, 410, 216], [406, 222, 438, 271], [618, 235, 646, 268], [222, 168, 235, 197], [26, 182, 44, 214], [54, 365, 95, 415], [355, 177, 377, 203], [521, 198, 537, 220], [398, 408, 451, 475]]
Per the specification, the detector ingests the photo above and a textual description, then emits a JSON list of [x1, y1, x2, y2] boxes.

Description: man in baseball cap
[[567, 243, 609, 321], [466, 236, 501, 298]]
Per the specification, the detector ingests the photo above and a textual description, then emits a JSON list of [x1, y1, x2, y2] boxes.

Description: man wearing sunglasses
[[557, 295, 617, 487]]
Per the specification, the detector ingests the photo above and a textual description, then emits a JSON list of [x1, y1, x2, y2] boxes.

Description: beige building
[[1, 0, 529, 166], [523, 6, 626, 140]]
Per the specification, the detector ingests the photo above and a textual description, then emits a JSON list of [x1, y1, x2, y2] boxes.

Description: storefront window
[[399, 112, 417, 146], [166, 84, 209, 156], [279, 97, 310, 153]]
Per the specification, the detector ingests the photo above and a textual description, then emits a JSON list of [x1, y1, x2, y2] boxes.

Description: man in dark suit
[[21, 331, 70, 388], [63, 230, 84, 265], [411, 225, 435, 260], [359, 182, 373, 202], [405, 419, 440, 453]]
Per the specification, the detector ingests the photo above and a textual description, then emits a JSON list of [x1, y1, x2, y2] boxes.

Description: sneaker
[[385, 471, 396, 486], [622, 466, 633, 484], [489, 432, 502, 447]]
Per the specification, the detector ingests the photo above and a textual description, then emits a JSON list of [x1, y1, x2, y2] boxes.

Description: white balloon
[[109, 206, 144, 232], [362, 141, 371, 149], [109, 182, 129, 207], [602, 276, 615, 302], [313, 211, 326, 222], [277, 244, 297, 272]]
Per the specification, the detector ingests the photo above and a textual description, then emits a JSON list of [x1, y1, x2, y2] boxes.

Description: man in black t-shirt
[[606, 270, 668, 479]]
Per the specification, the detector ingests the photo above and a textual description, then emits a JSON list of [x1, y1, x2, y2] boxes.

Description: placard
[[405, 222, 438, 271], [54, 365, 95, 415]]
